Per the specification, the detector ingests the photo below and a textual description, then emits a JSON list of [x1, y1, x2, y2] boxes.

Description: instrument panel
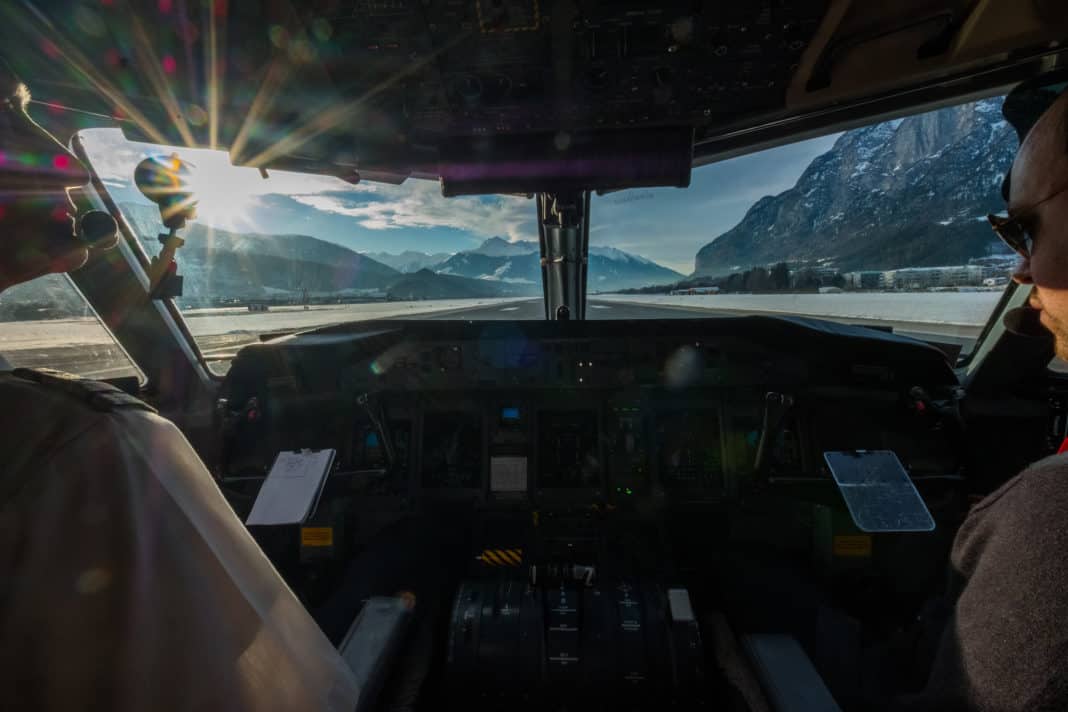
[[218, 317, 961, 508], [344, 394, 754, 502]]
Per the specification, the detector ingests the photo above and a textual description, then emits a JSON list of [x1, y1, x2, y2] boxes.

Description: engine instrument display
[[422, 412, 481, 489]]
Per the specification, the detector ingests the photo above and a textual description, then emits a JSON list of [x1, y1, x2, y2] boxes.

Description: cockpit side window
[[0, 273, 142, 380]]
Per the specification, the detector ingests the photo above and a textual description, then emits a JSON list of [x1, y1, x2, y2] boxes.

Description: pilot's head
[[1008, 89, 1068, 358], [0, 62, 96, 293]]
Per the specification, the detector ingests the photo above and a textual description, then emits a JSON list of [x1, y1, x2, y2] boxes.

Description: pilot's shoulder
[[0, 368, 159, 479], [2, 367, 156, 415], [971, 453, 1068, 522]]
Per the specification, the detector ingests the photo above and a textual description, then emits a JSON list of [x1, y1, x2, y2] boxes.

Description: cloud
[[291, 182, 536, 242]]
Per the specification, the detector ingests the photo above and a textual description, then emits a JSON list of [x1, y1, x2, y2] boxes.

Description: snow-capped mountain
[[468, 236, 538, 258], [366, 250, 453, 273], [694, 98, 1016, 275], [434, 237, 683, 291]]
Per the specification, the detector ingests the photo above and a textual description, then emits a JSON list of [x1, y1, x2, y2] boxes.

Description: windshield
[[80, 94, 1015, 369]]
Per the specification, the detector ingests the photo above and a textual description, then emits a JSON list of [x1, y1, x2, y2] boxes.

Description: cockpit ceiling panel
[[2, 1, 1066, 175]]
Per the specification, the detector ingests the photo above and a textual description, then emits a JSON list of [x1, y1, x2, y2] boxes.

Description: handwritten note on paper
[[246, 449, 336, 526]]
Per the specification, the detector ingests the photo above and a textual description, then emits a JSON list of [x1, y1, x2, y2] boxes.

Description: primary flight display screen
[[656, 411, 723, 491]]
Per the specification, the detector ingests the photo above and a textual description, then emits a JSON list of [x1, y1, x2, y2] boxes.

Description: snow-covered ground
[[0, 298, 528, 351], [599, 291, 1001, 327]]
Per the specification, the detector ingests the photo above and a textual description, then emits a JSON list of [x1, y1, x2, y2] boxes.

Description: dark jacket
[[901, 453, 1068, 711]]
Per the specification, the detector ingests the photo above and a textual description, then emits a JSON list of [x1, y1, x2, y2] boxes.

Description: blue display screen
[[501, 406, 521, 422]]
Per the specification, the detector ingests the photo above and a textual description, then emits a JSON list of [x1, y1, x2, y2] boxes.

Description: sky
[[80, 128, 840, 275]]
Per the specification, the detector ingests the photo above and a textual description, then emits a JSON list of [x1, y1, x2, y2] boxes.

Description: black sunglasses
[[988, 181, 1068, 258], [987, 213, 1033, 258]]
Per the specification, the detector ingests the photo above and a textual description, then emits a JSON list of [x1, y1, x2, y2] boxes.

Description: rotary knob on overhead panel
[[476, 0, 540, 33], [453, 74, 483, 104]]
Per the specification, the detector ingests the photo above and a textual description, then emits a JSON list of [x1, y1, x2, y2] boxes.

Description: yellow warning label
[[833, 535, 872, 558], [301, 527, 334, 547], [479, 548, 523, 566]]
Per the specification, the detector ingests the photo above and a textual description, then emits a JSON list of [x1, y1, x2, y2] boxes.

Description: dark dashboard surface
[[217, 316, 961, 506]]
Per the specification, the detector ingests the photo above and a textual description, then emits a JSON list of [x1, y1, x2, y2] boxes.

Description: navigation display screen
[[538, 411, 600, 488]]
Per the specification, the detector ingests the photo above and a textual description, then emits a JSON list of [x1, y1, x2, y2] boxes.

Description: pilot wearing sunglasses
[[989, 91, 1068, 359], [900, 86, 1068, 711]]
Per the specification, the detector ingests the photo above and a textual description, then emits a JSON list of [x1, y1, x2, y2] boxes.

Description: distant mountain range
[[435, 237, 683, 291], [121, 203, 682, 297], [119, 202, 401, 298], [114, 203, 678, 302], [694, 98, 1015, 276]]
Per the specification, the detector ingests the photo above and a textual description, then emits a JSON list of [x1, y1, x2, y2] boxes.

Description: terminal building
[[843, 271, 888, 289], [845, 258, 1014, 290], [884, 265, 985, 289]]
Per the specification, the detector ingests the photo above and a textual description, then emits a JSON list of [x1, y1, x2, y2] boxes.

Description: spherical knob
[[134, 153, 197, 230]]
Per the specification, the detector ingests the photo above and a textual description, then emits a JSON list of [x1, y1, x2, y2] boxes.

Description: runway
[[1, 293, 995, 379], [396, 297, 986, 351]]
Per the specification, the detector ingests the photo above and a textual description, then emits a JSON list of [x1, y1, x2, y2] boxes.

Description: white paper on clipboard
[[246, 449, 336, 526]]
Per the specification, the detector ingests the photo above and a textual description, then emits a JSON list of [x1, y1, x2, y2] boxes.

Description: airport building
[[846, 264, 1007, 290], [843, 271, 888, 289]]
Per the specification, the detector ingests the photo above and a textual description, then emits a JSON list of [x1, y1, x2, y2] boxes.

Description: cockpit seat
[[743, 634, 843, 712]]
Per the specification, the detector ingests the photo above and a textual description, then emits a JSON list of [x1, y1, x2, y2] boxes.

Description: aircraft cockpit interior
[[3, 1, 1068, 710]]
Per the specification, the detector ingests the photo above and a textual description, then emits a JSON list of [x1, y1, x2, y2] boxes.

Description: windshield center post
[[537, 190, 591, 321]]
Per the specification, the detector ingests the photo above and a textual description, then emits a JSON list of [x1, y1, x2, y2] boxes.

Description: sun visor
[[439, 127, 693, 197]]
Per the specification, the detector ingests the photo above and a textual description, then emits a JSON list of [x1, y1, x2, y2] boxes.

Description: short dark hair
[[1000, 84, 1068, 200]]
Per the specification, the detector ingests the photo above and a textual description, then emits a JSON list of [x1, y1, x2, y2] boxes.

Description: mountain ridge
[[694, 99, 1015, 276]]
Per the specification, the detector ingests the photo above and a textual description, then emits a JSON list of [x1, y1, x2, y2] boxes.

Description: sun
[[182, 153, 265, 231]]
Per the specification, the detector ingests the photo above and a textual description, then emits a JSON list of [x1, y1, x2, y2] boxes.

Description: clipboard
[[823, 450, 935, 533], [246, 449, 336, 526]]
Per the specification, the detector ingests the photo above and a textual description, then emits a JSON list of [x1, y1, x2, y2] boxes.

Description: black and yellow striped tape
[[478, 548, 524, 567]]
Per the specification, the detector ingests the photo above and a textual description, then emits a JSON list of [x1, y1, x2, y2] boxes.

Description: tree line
[[618, 262, 846, 295]]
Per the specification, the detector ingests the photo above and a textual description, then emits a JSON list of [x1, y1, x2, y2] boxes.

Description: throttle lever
[[754, 391, 794, 477]]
